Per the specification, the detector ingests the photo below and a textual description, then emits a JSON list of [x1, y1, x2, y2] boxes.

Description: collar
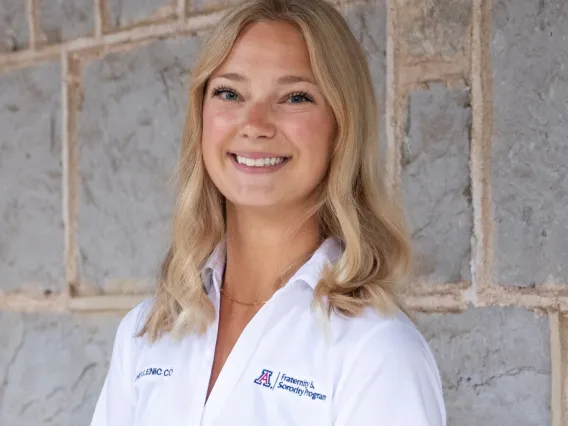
[[200, 237, 343, 294], [200, 237, 226, 294]]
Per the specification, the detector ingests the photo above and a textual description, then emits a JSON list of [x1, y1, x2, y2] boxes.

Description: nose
[[239, 102, 276, 140]]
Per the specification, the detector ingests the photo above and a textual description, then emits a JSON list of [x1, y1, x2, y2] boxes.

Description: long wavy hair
[[139, 0, 412, 341]]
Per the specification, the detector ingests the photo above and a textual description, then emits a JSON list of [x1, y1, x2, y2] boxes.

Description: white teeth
[[235, 155, 286, 167]]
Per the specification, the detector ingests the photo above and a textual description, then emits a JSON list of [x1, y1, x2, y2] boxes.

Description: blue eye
[[288, 92, 314, 104], [211, 86, 239, 101]]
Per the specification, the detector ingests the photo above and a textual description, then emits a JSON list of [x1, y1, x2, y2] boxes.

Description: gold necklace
[[220, 287, 268, 306], [220, 246, 318, 306]]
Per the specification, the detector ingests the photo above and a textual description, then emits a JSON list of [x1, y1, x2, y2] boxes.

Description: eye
[[211, 86, 240, 102], [287, 92, 314, 104]]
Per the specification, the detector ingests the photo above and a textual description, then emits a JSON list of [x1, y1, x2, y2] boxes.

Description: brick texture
[[76, 36, 201, 293], [402, 84, 472, 284], [0, 0, 28, 52], [0, 63, 64, 293], [492, 0, 568, 287], [417, 308, 551, 426]]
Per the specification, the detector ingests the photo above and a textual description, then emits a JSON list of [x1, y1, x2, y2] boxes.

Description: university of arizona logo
[[254, 369, 273, 387], [253, 369, 327, 401]]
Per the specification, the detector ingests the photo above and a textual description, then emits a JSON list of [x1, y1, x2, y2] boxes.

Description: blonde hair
[[140, 0, 412, 341]]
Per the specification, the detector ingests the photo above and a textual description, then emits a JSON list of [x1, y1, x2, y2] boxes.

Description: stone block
[[0, 311, 121, 426], [0, 63, 64, 293], [76, 36, 202, 293], [189, 0, 241, 13], [402, 84, 472, 284], [107, 0, 175, 28], [492, 0, 568, 286], [0, 0, 28, 52], [397, 0, 472, 58], [416, 308, 551, 426], [39, 0, 93, 43], [343, 2, 388, 162]]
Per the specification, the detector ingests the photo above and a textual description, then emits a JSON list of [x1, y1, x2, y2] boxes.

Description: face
[[201, 21, 336, 211]]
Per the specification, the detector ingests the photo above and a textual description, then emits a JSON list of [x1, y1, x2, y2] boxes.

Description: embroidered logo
[[254, 369, 273, 387], [253, 369, 327, 401], [135, 367, 174, 381]]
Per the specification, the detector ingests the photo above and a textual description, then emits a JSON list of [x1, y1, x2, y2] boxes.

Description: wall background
[[0, 0, 567, 425]]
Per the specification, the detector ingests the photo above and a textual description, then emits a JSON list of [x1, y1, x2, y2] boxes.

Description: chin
[[223, 189, 301, 210], [227, 197, 286, 209]]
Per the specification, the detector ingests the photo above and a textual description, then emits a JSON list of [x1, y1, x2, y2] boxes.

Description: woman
[[91, 0, 446, 425]]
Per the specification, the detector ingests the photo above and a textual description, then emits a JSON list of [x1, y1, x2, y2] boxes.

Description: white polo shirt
[[90, 238, 446, 426]]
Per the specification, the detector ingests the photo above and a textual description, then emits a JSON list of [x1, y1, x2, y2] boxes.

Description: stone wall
[[0, 0, 566, 424]]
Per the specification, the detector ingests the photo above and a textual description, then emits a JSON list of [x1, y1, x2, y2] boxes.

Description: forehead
[[214, 21, 314, 76]]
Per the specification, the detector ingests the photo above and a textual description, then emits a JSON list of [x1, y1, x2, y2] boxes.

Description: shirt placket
[[199, 289, 290, 426]]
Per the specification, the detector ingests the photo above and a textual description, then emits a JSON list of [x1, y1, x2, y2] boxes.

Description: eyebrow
[[213, 72, 315, 85]]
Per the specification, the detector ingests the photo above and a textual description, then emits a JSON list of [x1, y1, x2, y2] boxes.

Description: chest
[[130, 298, 336, 426], [207, 305, 259, 398]]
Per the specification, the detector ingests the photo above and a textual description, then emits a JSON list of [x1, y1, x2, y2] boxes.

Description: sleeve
[[332, 322, 446, 426], [90, 305, 143, 426]]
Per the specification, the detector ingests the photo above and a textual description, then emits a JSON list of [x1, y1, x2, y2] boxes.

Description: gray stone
[[189, 0, 241, 13], [0, 311, 121, 426], [0, 0, 28, 52], [76, 36, 202, 292], [343, 2, 388, 165], [397, 0, 472, 57], [107, 0, 175, 28], [416, 308, 551, 426], [0, 63, 64, 293], [402, 84, 472, 284], [39, 0, 93, 43], [492, 0, 568, 286]]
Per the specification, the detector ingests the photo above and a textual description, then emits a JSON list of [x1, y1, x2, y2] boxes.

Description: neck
[[222, 201, 322, 303]]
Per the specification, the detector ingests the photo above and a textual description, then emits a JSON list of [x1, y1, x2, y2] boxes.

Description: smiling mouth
[[228, 153, 291, 168]]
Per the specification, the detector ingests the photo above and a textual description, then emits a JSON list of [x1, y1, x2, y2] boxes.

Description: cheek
[[202, 102, 240, 150], [286, 110, 335, 165]]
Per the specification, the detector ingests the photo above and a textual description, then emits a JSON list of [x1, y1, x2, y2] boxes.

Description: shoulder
[[331, 310, 446, 425], [354, 310, 436, 368], [331, 308, 443, 398], [330, 307, 432, 360], [114, 297, 154, 347], [100, 298, 154, 390]]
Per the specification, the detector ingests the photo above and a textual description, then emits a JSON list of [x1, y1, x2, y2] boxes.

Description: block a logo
[[254, 369, 273, 388]]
